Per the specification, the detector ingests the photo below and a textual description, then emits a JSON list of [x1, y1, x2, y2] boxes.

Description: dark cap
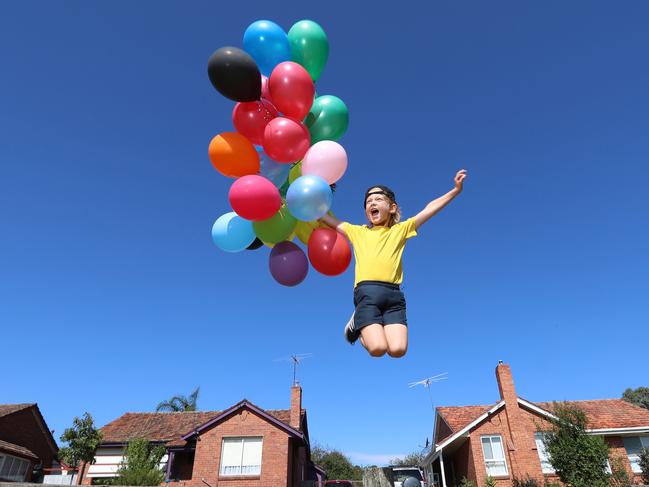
[[364, 185, 396, 207]]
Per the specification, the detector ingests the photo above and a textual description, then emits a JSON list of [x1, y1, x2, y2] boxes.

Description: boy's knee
[[368, 345, 387, 357], [388, 347, 407, 358]]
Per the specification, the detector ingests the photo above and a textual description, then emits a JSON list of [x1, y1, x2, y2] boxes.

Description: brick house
[[79, 385, 324, 487], [0, 404, 58, 482], [421, 363, 649, 487]]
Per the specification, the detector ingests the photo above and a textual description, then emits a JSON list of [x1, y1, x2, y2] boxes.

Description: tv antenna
[[274, 353, 313, 385], [408, 372, 448, 408]]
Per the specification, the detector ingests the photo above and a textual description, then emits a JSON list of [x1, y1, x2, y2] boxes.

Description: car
[[392, 466, 426, 487], [324, 481, 353, 487]]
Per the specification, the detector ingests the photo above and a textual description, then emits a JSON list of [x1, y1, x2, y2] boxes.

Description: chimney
[[290, 384, 302, 429], [496, 361, 518, 404]]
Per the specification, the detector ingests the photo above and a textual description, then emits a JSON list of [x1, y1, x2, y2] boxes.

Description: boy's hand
[[454, 169, 467, 192]]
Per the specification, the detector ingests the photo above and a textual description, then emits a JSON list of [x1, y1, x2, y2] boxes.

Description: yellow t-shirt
[[340, 217, 418, 287]]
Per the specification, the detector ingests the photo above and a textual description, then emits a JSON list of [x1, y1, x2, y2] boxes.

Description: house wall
[[186, 409, 292, 487], [0, 408, 56, 471]]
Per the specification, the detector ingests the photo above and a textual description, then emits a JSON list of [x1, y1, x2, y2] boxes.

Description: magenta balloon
[[228, 175, 281, 221], [263, 117, 311, 163], [301, 140, 348, 184], [269, 241, 309, 286], [269, 62, 315, 120]]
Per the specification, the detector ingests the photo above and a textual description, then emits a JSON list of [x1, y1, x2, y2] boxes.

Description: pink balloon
[[269, 62, 315, 120], [263, 117, 311, 163], [228, 175, 281, 221], [232, 99, 279, 146], [261, 75, 271, 101], [301, 141, 348, 184]]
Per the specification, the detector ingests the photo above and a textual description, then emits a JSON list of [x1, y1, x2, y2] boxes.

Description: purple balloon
[[269, 241, 308, 286]]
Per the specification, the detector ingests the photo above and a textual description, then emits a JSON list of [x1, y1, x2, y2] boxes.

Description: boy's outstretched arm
[[320, 213, 348, 236], [414, 169, 467, 229]]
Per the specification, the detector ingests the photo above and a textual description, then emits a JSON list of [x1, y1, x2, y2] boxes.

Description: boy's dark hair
[[364, 185, 396, 207]]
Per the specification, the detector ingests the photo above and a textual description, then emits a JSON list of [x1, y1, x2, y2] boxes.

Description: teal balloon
[[305, 95, 349, 144], [211, 212, 256, 252], [288, 20, 329, 82]]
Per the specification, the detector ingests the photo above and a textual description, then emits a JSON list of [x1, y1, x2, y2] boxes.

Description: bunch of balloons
[[208, 20, 352, 286]]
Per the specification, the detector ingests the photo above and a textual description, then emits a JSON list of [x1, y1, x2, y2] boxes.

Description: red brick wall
[[189, 408, 291, 487], [0, 407, 56, 469]]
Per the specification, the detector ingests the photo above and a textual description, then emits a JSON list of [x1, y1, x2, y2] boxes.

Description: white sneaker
[[344, 312, 360, 345]]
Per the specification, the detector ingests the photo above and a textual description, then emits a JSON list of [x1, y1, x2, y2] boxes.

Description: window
[[534, 432, 555, 474], [219, 437, 262, 476], [481, 435, 508, 476], [623, 436, 649, 474], [0, 454, 31, 481]]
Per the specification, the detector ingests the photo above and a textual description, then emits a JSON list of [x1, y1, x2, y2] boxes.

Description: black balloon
[[246, 238, 264, 250], [207, 47, 261, 102]]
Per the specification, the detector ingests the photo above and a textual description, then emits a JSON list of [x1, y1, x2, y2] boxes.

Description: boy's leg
[[384, 324, 408, 358], [359, 324, 388, 357]]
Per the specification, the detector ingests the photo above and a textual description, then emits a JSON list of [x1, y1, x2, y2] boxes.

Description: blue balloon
[[211, 212, 256, 252], [243, 20, 291, 77], [286, 175, 333, 221], [257, 148, 290, 188]]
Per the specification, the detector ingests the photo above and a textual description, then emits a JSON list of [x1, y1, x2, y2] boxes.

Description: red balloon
[[308, 228, 352, 276], [261, 75, 271, 101], [269, 62, 315, 120], [229, 175, 281, 221], [232, 99, 279, 146], [263, 117, 311, 163]]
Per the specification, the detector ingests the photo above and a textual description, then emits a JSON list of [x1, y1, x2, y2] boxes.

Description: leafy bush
[[542, 403, 610, 487], [513, 475, 540, 487], [485, 476, 497, 487], [608, 454, 631, 487], [113, 437, 166, 486], [640, 447, 649, 484], [458, 477, 476, 487]]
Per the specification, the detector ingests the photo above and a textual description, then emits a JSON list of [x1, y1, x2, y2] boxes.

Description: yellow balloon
[[295, 220, 319, 245], [288, 161, 302, 184]]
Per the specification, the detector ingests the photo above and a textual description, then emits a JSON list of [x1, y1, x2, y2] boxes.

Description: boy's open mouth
[[370, 209, 380, 218]]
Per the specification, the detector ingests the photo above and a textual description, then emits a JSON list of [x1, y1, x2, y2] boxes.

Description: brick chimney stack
[[290, 384, 302, 430], [494, 362, 541, 483]]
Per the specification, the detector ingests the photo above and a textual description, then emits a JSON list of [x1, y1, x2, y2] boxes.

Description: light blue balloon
[[257, 148, 290, 188], [286, 175, 333, 221], [211, 212, 256, 252], [243, 20, 291, 77]]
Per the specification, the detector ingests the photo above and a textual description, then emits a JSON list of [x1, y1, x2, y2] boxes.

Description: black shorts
[[353, 280, 408, 329]]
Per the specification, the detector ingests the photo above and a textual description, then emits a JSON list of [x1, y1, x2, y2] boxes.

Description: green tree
[[58, 413, 103, 468], [311, 445, 362, 480], [156, 387, 200, 412], [113, 437, 166, 486], [458, 477, 476, 487], [541, 403, 610, 487], [622, 387, 649, 410], [389, 451, 426, 467], [639, 447, 649, 484], [485, 476, 497, 487]]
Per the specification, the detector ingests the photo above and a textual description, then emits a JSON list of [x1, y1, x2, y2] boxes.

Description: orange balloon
[[208, 132, 260, 178]]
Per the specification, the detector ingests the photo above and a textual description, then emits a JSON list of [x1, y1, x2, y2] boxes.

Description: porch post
[[439, 449, 447, 487], [165, 451, 175, 481]]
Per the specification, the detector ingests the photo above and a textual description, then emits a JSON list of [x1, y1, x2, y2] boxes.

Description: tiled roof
[[100, 408, 299, 445], [0, 439, 39, 460], [0, 404, 34, 418], [534, 399, 649, 429], [436, 398, 649, 442], [437, 405, 494, 438]]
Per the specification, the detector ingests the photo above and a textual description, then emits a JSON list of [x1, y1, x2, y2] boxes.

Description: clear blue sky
[[2, 0, 648, 466]]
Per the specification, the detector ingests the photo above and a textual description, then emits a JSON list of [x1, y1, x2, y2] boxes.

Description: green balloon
[[306, 95, 349, 144], [253, 204, 297, 243], [288, 161, 302, 184], [279, 178, 290, 198], [288, 20, 329, 82]]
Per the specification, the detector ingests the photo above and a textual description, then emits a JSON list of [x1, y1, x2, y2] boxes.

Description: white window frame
[[0, 453, 31, 481], [219, 437, 263, 477], [624, 435, 649, 474], [481, 435, 508, 477], [534, 432, 555, 474]]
